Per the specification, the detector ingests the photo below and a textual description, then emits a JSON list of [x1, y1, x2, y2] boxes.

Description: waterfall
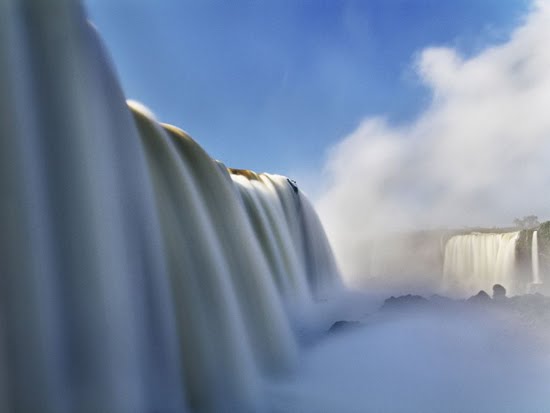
[[0, 2, 341, 413], [532, 230, 541, 285], [443, 232, 520, 296]]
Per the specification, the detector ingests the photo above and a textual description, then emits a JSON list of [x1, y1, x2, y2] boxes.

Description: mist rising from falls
[[0, 3, 341, 412], [443, 232, 520, 296]]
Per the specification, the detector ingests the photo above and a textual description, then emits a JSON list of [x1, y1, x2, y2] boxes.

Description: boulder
[[492, 284, 507, 300], [381, 294, 429, 311], [467, 290, 491, 303], [328, 320, 361, 334]]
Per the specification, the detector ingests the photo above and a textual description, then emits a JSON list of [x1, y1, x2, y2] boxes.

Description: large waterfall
[[0, 2, 340, 413], [443, 232, 520, 296]]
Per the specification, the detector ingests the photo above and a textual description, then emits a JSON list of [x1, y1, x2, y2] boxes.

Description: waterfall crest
[[443, 232, 520, 296], [0, 3, 341, 413]]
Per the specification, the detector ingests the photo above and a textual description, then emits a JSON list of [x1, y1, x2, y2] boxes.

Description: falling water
[[532, 230, 541, 285], [443, 232, 520, 296], [0, 2, 341, 413]]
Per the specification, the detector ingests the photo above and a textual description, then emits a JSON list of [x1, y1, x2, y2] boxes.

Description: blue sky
[[85, 0, 530, 177]]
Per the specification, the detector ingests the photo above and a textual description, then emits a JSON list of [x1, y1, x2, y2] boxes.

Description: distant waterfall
[[443, 232, 520, 296], [0, 3, 341, 413], [532, 230, 541, 285]]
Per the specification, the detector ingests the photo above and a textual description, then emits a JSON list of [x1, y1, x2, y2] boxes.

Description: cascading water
[[443, 232, 520, 296], [0, 2, 341, 413], [532, 230, 541, 285]]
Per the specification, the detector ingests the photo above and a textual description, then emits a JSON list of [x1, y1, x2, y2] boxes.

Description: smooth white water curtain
[[0, 1, 341, 413], [443, 232, 521, 296]]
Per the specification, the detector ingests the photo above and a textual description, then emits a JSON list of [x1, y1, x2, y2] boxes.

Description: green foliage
[[538, 221, 550, 244]]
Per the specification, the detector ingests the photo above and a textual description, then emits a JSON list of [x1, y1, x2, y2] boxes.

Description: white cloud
[[316, 2, 550, 280]]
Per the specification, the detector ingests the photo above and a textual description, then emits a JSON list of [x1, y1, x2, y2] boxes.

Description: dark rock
[[328, 320, 361, 334], [381, 294, 429, 311], [467, 290, 491, 303], [492, 284, 507, 300], [286, 178, 299, 194]]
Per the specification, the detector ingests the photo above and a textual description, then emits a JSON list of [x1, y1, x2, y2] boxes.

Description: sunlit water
[[443, 232, 521, 295]]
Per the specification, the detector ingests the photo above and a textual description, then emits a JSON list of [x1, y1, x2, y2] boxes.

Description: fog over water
[[267, 298, 550, 413]]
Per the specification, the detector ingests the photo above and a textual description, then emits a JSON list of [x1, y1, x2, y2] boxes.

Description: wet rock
[[467, 290, 491, 303], [493, 284, 507, 300], [286, 178, 299, 194], [381, 294, 429, 311], [328, 320, 361, 334]]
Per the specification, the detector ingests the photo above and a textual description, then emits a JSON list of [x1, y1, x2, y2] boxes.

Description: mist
[[316, 1, 550, 287], [267, 299, 550, 413]]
